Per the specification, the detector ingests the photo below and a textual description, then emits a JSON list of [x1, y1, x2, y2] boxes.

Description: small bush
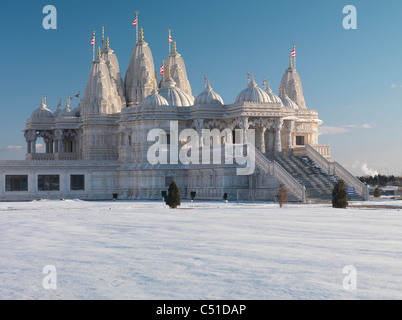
[[332, 180, 348, 209], [276, 184, 288, 208], [166, 180, 181, 209], [373, 188, 381, 198]]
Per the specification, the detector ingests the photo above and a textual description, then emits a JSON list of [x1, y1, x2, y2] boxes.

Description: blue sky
[[0, 0, 401, 175]]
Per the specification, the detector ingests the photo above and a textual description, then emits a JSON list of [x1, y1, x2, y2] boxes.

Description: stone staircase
[[270, 155, 364, 203]]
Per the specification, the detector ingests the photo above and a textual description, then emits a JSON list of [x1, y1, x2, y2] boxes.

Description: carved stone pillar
[[274, 119, 283, 156], [27, 130, 37, 154], [240, 117, 249, 144], [287, 121, 294, 156], [54, 129, 64, 153], [24, 131, 33, 154], [193, 119, 204, 147], [260, 127, 267, 153], [268, 129, 274, 155]]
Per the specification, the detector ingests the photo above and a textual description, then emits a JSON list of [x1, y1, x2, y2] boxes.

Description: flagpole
[[135, 11, 139, 43], [162, 60, 165, 82], [102, 25, 105, 49], [168, 29, 172, 54], [92, 31, 96, 61], [293, 43, 296, 69]]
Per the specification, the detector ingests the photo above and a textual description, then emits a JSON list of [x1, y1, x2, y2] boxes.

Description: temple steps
[[269, 155, 365, 203]]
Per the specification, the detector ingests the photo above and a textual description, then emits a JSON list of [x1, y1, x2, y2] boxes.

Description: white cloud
[[5, 145, 24, 151], [0, 145, 25, 152], [319, 126, 350, 135], [391, 83, 402, 89], [1, 144, 45, 153], [361, 163, 379, 176], [320, 124, 375, 135]]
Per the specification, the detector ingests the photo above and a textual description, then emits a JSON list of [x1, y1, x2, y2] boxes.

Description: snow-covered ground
[[1, 199, 402, 300]]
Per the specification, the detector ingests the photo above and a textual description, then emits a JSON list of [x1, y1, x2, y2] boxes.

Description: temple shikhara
[[0, 20, 369, 202]]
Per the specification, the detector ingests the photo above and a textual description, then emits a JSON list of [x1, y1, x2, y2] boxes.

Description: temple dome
[[235, 77, 271, 104], [265, 84, 282, 104], [280, 88, 299, 110], [140, 89, 169, 108], [57, 100, 75, 119], [31, 99, 54, 121], [194, 81, 224, 106], [158, 76, 193, 107], [163, 42, 194, 103]]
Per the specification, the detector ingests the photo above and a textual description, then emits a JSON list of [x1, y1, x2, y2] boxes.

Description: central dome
[[235, 77, 271, 104], [140, 89, 169, 108], [158, 76, 193, 107]]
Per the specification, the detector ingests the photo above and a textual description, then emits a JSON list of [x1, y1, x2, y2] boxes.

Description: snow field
[[1, 199, 402, 300]]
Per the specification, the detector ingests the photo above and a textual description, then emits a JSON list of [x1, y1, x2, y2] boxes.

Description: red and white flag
[[91, 36, 95, 46], [133, 18, 138, 27], [160, 64, 164, 76], [291, 49, 296, 57], [169, 35, 173, 43]]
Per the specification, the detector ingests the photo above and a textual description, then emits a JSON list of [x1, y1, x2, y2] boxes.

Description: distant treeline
[[357, 175, 400, 187]]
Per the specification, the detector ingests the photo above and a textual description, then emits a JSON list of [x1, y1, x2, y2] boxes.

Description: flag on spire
[[133, 17, 138, 27], [101, 25, 105, 48], [160, 64, 164, 76], [91, 32, 95, 46], [291, 43, 296, 69]]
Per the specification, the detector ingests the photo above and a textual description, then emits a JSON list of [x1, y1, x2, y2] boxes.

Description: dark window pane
[[70, 175, 85, 191], [296, 136, 305, 146], [38, 175, 60, 191], [5, 176, 28, 192]]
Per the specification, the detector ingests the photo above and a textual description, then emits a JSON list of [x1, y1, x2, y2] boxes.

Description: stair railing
[[254, 148, 306, 203], [305, 144, 369, 200]]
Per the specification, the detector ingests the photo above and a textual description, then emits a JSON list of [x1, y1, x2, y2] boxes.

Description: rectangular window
[[38, 175, 60, 191], [70, 175, 85, 191], [6, 175, 28, 192], [296, 136, 305, 146]]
